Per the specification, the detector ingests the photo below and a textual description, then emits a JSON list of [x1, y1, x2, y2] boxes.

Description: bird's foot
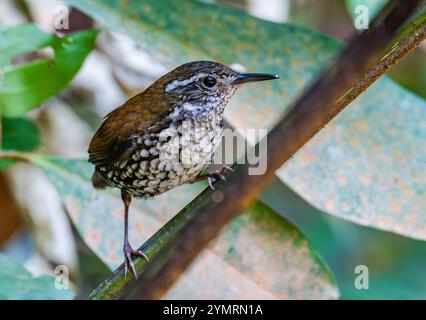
[[207, 165, 234, 190], [123, 242, 149, 280]]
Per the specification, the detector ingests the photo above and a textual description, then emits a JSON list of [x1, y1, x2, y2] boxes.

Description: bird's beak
[[232, 73, 279, 85]]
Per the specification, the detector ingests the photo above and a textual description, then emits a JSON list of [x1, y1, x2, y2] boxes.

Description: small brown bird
[[88, 61, 278, 278]]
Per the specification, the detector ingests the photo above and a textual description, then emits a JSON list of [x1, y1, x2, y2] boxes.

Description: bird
[[88, 61, 278, 279]]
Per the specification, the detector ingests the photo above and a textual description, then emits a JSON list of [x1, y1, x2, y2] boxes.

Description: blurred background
[[0, 0, 425, 299]]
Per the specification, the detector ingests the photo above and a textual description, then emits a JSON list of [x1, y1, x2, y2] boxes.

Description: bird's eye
[[202, 76, 217, 88]]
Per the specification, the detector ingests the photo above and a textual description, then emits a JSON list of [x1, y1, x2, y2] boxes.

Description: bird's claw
[[222, 164, 234, 173], [207, 165, 233, 190], [123, 242, 149, 280]]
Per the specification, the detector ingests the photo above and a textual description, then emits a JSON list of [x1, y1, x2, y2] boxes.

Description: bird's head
[[151, 61, 278, 120]]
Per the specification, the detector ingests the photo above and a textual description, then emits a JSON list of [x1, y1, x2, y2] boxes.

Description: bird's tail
[[91, 171, 112, 189]]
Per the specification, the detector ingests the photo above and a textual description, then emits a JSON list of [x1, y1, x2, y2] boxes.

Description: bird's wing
[[88, 91, 173, 167]]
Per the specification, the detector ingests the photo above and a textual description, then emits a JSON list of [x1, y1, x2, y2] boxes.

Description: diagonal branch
[[333, 6, 426, 115], [86, 0, 425, 300]]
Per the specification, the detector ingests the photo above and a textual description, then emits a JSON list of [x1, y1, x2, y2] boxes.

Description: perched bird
[[88, 61, 278, 278]]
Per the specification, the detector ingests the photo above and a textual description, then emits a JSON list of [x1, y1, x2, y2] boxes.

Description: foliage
[[2, 117, 40, 151], [0, 25, 98, 117], [0, 24, 53, 68], [0, 24, 98, 169], [0, 24, 97, 299]]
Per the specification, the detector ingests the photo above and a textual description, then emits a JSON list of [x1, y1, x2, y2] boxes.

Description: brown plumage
[[88, 80, 173, 168]]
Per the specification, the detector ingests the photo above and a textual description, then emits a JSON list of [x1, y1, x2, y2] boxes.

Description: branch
[[88, 0, 424, 300], [334, 6, 426, 114]]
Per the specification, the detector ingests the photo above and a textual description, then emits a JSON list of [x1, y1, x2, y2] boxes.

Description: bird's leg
[[121, 191, 149, 280], [192, 165, 234, 190]]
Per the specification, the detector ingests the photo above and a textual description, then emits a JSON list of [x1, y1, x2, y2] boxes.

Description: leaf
[[279, 78, 426, 239], [0, 252, 74, 299], [2, 117, 40, 151], [167, 201, 339, 299], [0, 28, 99, 117], [65, 0, 426, 240], [0, 117, 40, 170], [30, 156, 338, 299], [71, 222, 112, 297], [260, 179, 426, 299], [0, 23, 54, 68]]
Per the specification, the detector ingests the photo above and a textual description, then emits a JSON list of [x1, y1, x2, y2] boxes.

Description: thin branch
[[89, 0, 424, 300], [334, 10, 426, 114]]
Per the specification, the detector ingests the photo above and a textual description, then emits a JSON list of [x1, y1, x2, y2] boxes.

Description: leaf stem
[[0, 151, 32, 162]]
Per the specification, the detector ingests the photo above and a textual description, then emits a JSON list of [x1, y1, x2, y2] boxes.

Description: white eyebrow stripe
[[165, 74, 203, 92]]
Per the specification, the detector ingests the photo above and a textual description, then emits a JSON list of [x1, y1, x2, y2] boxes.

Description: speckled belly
[[101, 119, 223, 199]]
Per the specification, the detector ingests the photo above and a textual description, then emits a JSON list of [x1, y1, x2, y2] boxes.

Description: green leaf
[[65, 0, 426, 240], [0, 117, 40, 170], [0, 24, 54, 68], [30, 156, 338, 299], [0, 252, 74, 299], [0, 28, 99, 117], [0, 159, 15, 170], [2, 117, 40, 151]]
